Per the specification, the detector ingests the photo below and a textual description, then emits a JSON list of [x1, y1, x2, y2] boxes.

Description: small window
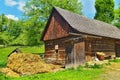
[[55, 44, 59, 53]]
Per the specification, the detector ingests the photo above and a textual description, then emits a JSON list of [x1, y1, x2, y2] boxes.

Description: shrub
[[85, 63, 103, 69]]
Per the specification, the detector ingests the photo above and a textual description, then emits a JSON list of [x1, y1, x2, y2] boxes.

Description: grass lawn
[[0, 67, 103, 80], [0, 46, 44, 68], [0, 46, 103, 80]]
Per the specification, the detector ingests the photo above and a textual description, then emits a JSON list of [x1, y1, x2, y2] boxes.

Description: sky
[[0, 0, 25, 20], [0, 0, 120, 20], [80, 0, 120, 18]]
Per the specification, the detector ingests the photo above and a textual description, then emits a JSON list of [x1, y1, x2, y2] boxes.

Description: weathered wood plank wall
[[44, 39, 66, 65], [43, 11, 69, 41], [85, 37, 115, 61]]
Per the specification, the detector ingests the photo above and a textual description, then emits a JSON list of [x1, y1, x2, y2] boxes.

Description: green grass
[[0, 67, 103, 80], [109, 58, 120, 62], [0, 46, 103, 80], [0, 46, 44, 68]]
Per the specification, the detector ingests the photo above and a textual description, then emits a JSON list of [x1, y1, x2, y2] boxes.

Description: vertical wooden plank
[[74, 41, 85, 67], [65, 43, 74, 68], [43, 11, 69, 40], [85, 40, 92, 61]]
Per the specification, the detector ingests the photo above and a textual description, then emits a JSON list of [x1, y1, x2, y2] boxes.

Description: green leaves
[[94, 0, 120, 29], [23, 0, 83, 46], [0, 0, 83, 46], [112, 5, 120, 28], [94, 0, 114, 23]]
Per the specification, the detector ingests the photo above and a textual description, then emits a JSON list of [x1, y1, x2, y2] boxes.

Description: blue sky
[[81, 0, 120, 18], [0, 0, 25, 20], [0, 0, 120, 20]]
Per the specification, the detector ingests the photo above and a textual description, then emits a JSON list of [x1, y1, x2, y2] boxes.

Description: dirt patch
[[95, 62, 120, 80], [1, 53, 62, 77]]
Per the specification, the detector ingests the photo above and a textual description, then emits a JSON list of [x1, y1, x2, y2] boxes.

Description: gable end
[[41, 8, 70, 41]]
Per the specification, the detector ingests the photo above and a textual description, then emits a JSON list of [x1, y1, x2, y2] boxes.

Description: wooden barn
[[41, 7, 120, 68]]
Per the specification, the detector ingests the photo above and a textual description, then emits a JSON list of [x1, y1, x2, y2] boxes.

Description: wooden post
[[73, 44, 77, 69]]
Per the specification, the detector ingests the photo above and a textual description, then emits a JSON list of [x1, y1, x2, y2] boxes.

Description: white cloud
[[6, 14, 19, 21], [5, 0, 25, 12], [5, 0, 17, 6], [17, 2, 25, 12]]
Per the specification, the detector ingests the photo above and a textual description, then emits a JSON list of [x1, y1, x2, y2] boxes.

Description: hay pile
[[1, 68, 20, 77], [1, 53, 61, 77]]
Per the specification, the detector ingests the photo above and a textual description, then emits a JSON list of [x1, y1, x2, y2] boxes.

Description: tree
[[8, 20, 22, 39], [0, 14, 8, 32], [0, 14, 23, 46], [0, 32, 9, 46], [24, 0, 82, 17], [94, 0, 114, 23], [113, 5, 120, 28], [23, 0, 83, 46], [0, 14, 9, 46]]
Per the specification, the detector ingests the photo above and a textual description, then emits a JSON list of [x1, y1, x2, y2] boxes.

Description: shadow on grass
[[0, 62, 6, 68], [0, 72, 9, 80]]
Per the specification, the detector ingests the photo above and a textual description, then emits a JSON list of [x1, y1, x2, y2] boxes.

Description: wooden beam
[[69, 33, 82, 36], [87, 35, 102, 39], [69, 32, 103, 39], [64, 37, 83, 43]]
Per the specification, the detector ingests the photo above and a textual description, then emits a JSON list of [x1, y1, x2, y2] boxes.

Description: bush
[[92, 63, 103, 68], [85, 63, 103, 69]]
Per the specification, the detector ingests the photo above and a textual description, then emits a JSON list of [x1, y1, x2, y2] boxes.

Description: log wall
[[44, 38, 67, 65], [115, 40, 120, 57], [44, 36, 85, 68], [85, 37, 116, 61]]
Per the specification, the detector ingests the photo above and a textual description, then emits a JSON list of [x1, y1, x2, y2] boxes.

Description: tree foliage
[[94, 0, 114, 23], [0, 0, 83, 46], [113, 5, 120, 28], [23, 0, 83, 46], [0, 14, 8, 32], [0, 14, 23, 46]]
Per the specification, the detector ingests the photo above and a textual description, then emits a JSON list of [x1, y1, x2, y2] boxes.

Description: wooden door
[[74, 42, 85, 66], [65, 44, 74, 68], [65, 41, 85, 68]]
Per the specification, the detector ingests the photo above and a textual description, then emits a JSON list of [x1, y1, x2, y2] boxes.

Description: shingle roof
[[54, 7, 120, 39]]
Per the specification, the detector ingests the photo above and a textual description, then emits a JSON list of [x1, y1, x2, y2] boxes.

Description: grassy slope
[[0, 46, 103, 80], [0, 46, 44, 68]]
